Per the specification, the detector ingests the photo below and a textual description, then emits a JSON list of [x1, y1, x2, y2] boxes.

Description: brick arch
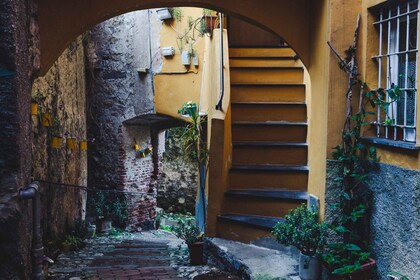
[[38, 0, 313, 75]]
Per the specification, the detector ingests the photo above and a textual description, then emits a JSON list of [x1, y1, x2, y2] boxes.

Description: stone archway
[[0, 0, 331, 278]]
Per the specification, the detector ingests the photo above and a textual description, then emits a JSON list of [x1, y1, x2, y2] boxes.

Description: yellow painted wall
[[154, 7, 206, 118]]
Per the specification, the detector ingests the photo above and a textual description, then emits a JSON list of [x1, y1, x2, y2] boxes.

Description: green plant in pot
[[171, 218, 204, 265], [272, 204, 327, 280]]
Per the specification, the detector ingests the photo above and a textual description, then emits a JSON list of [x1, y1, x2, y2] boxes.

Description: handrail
[[215, 12, 224, 111]]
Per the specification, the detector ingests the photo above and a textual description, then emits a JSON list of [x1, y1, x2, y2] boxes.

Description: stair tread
[[226, 189, 308, 201], [218, 214, 284, 230], [231, 164, 309, 172], [230, 66, 304, 70], [232, 121, 307, 126], [232, 101, 305, 105], [233, 141, 307, 147]]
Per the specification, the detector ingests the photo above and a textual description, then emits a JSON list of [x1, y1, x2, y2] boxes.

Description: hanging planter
[[79, 141, 88, 151], [41, 113, 52, 126], [51, 136, 62, 149], [31, 102, 38, 115], [66, 137, 78, 150]]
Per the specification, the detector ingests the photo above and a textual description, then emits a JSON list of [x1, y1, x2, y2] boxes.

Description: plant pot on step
[[61, 243, 75, 252], [327, 258, 376, 280], [299, 252, 320, 280], [188, 241, 205, 265]]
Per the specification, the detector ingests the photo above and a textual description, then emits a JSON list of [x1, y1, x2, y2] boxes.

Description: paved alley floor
[[47, 230, 230, 280]]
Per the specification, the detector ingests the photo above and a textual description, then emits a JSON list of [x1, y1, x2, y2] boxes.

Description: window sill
[[360, 137, 420, 150]]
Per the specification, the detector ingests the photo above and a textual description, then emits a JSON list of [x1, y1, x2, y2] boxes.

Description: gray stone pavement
[[46, 230, 231, 280]]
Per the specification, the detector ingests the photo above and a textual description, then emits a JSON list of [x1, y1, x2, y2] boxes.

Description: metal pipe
[[216, 12, 224, 111], [18, 182, 43, 280]]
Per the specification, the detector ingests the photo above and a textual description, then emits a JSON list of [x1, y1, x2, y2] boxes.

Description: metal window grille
[[373, 0, 418, 142]]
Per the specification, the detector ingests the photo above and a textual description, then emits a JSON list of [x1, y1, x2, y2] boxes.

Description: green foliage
[[89, 191, 128, 228], [389, 271, 410, 280], [178, 102, 208, 167], [171, 218, 202, 246], [62, 235, 83, 246], [272, 204, 327, 256], [170, 7, 184, 22]]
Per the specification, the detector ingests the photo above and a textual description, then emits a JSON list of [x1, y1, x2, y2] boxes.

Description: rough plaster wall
[[31, 36, 87, 239], [0, 0, 38, 278], [157, 128, 198, 214], [325, 160, 420, 279], [86, 10, 162, 227]]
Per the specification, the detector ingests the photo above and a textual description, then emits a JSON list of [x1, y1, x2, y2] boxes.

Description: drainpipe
[[18, 181, 43, 280]]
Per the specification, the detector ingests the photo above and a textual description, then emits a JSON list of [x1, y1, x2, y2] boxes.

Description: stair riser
[[232, 146, 307, 165], [232, 125, 307, 142], [230, 58, 302, 68], [229, 48, 296, 58], [232, 104, 306, 122], [231, 68, 303, 84], [230, 171, 308, 190], [216, 219, 272, 243], [223, 197, 301, 217], [231, 85, 305, 103]]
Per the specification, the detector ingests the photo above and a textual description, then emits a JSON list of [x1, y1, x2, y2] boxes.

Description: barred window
[[373, 0, 418, 142]]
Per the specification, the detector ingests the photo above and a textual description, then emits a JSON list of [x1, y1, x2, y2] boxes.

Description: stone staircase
[[216, 47, 309, 243]]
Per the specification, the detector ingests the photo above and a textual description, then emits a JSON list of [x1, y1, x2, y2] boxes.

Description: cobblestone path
[[47, 231, 219, 280]]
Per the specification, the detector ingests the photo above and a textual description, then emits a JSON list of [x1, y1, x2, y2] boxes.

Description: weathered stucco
[[325, 160, 420, 280], [31, 36, 88, 239], [157, 128, 198, 214]]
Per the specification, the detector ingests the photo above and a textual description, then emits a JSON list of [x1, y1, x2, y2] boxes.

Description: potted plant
[[201, 9, 218, 35], [171, 218, 204, 265], [90, 191, 128, 232], [272, 204, 327, 280]]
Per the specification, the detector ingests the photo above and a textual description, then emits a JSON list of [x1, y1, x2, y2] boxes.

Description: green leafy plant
[[272, 204, 327, 256], [171, 218, 202, 246], [89, 191, 128, 228], [170, 7, 183, 22], [62, 235, 83, 247]]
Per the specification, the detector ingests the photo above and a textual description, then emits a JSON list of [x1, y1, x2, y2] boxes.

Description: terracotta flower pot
[[51, 136, 62, 149], [31, 102, 38, 115], [41, 113, 52, 126], [188, 241, 205, 265]]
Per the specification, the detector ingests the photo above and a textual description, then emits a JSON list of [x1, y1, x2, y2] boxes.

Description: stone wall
[[0, 0, 38, 278], [31, 36, 88, 240], [157, 128, 198, 214], [325, 160, 420, 279], [85, 10, 163, 227]]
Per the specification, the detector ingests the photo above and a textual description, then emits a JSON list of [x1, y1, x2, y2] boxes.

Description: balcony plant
[[171, 218, 204, 265], [89, 191, 128, 232], [272, 204, 327, 280]]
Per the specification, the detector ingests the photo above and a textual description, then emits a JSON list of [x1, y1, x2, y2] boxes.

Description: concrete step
[[206, 237, 300, 279], [232, 121, 307, 142], [230, 67, 304, 85], [229, 47, 297, 58], [232, 142, 308, 165], [229, 164, 308, 190], [231, 84, 305, 103], [231, 102, 307, 122]]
